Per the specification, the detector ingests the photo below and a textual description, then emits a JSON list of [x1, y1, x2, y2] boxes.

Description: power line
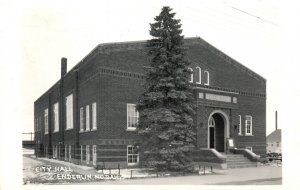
[[230, 6, 278, 26]]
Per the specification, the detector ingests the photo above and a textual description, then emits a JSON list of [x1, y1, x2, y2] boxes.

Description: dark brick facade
[[34, 37, 266, 168]]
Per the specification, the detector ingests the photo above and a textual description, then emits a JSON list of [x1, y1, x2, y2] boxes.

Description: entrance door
[[209, 117, 215, 149], [209, 127, 215, 148]]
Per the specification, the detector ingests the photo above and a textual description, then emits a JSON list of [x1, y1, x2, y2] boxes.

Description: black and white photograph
[[1, 0, 300, 189]]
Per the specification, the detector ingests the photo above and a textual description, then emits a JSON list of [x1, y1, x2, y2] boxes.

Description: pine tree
[[137, 6, 196, 173]]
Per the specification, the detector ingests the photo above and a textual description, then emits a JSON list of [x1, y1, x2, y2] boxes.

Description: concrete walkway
[[87, 166, 282, 185]]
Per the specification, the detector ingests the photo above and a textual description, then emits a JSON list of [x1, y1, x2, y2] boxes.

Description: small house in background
[[266, 129, 281, 153]]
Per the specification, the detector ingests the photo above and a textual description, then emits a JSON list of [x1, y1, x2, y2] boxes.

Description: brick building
[[34, 37, 266, 168]]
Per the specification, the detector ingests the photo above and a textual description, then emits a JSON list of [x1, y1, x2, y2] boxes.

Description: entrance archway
[[207, 110, 229, 152]]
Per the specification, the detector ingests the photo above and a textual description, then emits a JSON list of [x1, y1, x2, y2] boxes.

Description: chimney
[[275, 111, 278, 131], [61, 57, 67, 77]]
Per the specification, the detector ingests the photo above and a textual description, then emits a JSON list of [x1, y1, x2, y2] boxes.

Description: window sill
[[245, 134, 253, 136], [91, 128, 97, 131], [65, 128, 73, 131], [53, 130, 59, 133], [44, 132, 49, 135], [238, 134, 243, 136], [79, 130, 85, 133], [127, 162, 139, 166], [126, 128, 137, 131]]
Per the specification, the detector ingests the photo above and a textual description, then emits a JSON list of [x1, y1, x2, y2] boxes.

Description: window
[[204, 70, 209, 86], [86, 145, 90, 164], [86, 105, 90, 131], [127, 145, 139, 165], [53, 102, 59, 132], [277, 142, 280, 147], [65, 145, 67, 161], [246, 146, 252, 152], [44, 109, 48, 134], [80, 107, 84, 132], [196, 66, 201, 84], [53, 145, 57, 159], [238, 115, 242, 135], [65, 94, 73, 130], [92, 102, 97, 130], [69, 145, 72, 161], [245, 115, 252, 135], [92, 145, 97, 166], [45, 146, 48, 157], [80, 145, 83, 164], [188, 67, 193, 83], [127, 104, 139, 130]]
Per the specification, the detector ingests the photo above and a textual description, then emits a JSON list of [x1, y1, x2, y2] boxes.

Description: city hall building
[[34, 37, 266, 168]]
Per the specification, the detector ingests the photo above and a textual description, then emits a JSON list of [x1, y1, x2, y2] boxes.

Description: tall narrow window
[[188, 67, 193, 83], [204, 70, 210, 86], [80, 107, 84, 132], [80, 145, 83, 164], [92, 102, 97, 130], [53, 102, 59, 132], [127, 145, 139, 165], [44, 109, 48, 134], [53, 145, 56, 159], [196, 66, 201, 84], [127, 104, 139, 130], [245, 115, 253, 135], [65, 145, 67, 161], [86, 145, 90, 164], [238, 115, 242, 135], [65, 94, 73, 130], [86, 105, 90, 131], [92, 145, 97, 166], [69, 145, 72, 161]]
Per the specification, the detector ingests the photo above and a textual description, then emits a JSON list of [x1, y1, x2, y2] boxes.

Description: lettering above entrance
[[206, 93, 231, 103]]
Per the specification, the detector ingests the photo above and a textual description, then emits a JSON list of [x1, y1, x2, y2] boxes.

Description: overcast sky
[[19, 0, 280, 137]]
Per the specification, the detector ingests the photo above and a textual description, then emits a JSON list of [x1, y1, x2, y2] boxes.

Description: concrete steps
[[222, 153, 258, 169]]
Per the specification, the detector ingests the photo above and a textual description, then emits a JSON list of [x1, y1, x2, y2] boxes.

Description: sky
[[20, 0, 280, 137], [2, 0, 300, 189]]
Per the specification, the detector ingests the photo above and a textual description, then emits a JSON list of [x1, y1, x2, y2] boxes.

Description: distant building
[[34, 37, 266, 168], [266, 129, 281, 153]]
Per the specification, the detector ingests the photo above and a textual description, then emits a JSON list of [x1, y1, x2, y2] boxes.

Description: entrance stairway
[[222, 153, 258, 168]]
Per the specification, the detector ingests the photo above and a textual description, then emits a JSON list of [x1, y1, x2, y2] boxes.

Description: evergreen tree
[[137, 6, 196, 173]]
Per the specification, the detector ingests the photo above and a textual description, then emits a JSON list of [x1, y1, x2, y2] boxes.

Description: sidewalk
[[24, 153, 282, 185], [87, 166, 282, 185]]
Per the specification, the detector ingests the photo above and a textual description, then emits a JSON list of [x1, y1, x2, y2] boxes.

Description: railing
[[191, 148, 226, 163], [232, 148, 260, 162]]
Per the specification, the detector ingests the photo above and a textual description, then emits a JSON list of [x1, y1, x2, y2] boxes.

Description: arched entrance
[[207, 110, 229, 152]]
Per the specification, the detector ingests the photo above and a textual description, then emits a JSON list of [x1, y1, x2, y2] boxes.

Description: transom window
[[127, 145, 139, 165], [245, 115, 252, 135], [209, 117, 215, 127], [127, 104, 139, 130]]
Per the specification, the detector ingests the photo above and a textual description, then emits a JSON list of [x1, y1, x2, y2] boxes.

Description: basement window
[[127, 145, 139, 165]]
